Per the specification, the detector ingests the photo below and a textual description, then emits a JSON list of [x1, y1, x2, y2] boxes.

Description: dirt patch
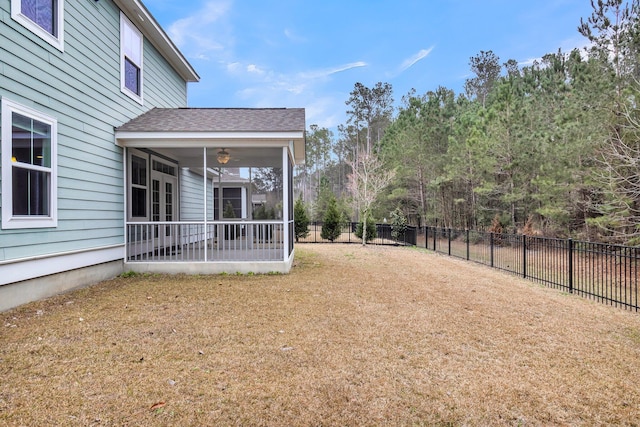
[[1, 244, 640, 425]]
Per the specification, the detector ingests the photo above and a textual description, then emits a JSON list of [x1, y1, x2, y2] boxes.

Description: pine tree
[[294, 197, 310, 242], [321, 196, 342, 242], [355, 213, 377, 242], [223, 201, 238, 240]]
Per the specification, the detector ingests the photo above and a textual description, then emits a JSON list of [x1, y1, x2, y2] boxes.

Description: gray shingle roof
[[116, 108, 306, 133]]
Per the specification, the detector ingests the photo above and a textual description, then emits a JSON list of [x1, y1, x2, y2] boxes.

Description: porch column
[[203, 147, 208, 262], [282, 146, 289, 262], [123, 147, 128, 260]]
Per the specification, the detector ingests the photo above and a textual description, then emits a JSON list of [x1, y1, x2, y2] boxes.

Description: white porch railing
[[126, 221, 285, 262]]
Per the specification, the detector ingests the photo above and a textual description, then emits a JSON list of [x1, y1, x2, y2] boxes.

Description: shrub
[[294, 197, 310, 242], [224, 201, 239, 239], [321, 197, 342, 242], [390, 207, 407, 242], [355, 213, 377, 243]]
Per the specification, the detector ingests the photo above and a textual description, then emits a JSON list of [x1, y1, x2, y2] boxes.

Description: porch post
[[282, 146, 290, 262], [203, 147, 208, 262], [123, 147, 128, 261]]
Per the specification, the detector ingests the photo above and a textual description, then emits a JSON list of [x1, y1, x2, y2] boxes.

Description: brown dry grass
[[2, 244, 640, 426]]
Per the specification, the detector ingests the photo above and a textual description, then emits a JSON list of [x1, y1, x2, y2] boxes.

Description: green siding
[[0, 0, 190, 262]]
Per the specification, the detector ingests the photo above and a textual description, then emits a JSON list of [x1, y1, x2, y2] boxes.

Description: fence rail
[[423, 226, 640, 312], [299, 222, 417, 246]]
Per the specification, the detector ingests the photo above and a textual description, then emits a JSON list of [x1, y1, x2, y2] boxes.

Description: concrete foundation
[[0, 260, 124, 312]]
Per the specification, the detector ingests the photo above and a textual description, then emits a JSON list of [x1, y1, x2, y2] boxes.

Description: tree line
[[295, 0, 640, 245]]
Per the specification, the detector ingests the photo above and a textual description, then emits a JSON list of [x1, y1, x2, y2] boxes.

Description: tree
[[321, 196, 342, 242], [355, 213, 377, 242], [465, 50, 501, 108], [383, 87, 457, 227], [347, 151, 395, 245], [578, 0, 640, 242], [345, 82, 394, 154], [390, 207, 408, 242], [293, 197, 310, 242], [305, 125, 333, 204], [223, 201, 238, 240]]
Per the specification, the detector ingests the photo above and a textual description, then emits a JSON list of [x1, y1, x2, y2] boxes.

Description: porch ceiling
[[153, 146, 284, 168]]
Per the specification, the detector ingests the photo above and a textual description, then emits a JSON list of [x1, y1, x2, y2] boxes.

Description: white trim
[[0, 245, 124, 286], [127, 148, 150, 221], [203, 148, 208, 262], [282, 147, 289, 262], [120, 12, 144, 104], [10, 0, 64, 51], [1, 98, 58, 229], [123, 147, 129, 262], [241, 186, 247, 218], [115, 131, 304, 146]]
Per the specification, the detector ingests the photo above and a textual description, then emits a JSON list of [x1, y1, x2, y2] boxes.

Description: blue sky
[[144, 0, 595, 130]]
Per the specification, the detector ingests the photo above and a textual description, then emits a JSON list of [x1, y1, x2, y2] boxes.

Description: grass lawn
[[2, 244, 640, 426]]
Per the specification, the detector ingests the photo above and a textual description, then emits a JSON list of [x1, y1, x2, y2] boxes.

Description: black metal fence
[[299, 222, 417, 246], [424, 226, 640, 312]]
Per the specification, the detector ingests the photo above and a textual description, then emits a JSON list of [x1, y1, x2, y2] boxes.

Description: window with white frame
[[129, 151, 148, 219], [11, 0, 64, 51], [1, 99, 58, 229], [120, 12, 143, 103]]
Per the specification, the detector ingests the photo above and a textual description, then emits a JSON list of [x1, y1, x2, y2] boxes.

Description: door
[[151, 160, 178, 252]]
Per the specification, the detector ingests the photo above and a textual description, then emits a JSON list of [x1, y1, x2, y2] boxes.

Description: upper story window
[[11, 0, 64, 51], [2, 98, 58, 229], [120, 13, 144, 104]]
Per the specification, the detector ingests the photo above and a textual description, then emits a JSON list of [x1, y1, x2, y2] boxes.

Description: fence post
[[433, 226, 437, 251], [424, 226, 428, 249], [448, 228, 452, 256], [490, 232, 494, 268], [568, 238, 573, 294], [522, 234, 527, 278], [466, 229, 470, 260]]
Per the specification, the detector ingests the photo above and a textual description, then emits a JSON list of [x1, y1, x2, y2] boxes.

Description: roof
[[114, 0, 199, 82], [116, 108, 306, 133]]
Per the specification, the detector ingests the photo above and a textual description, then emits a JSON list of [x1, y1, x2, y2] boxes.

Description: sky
[[144, 0, 595, 131]]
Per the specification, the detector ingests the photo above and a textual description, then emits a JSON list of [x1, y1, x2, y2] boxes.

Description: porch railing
[[126, 221, 285, 262]]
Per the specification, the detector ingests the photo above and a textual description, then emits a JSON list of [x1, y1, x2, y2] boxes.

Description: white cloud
[[518, 36, 592, 68], [162, 2, 360, 130], [227, 62, 240, 73], [398, 47, 434, 73], [298, 62, 368, 80], [167, 0, 233, 58], [246, 64, 265, 74]]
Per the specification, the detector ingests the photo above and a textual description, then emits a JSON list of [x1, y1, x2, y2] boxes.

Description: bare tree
[[347, 151, 395, 245]]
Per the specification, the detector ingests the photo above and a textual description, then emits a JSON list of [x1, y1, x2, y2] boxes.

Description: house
[[0, 0, 305, 311]]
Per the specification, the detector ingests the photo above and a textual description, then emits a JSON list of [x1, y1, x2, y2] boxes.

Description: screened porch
[[115, 108, 305, 274]]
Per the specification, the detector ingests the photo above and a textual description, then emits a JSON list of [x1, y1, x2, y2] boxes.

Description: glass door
[[151, 159, 178, 252]]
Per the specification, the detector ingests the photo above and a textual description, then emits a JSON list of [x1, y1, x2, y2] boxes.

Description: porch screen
[[214, 188, 242, 219]]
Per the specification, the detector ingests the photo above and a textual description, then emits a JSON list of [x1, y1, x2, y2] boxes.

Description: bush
[[294, 197, 310, 242], [390, 207, 407, 242], [321, 197, 342, 242], [224, 201, 239, 239], [355, 214, 377, 243]]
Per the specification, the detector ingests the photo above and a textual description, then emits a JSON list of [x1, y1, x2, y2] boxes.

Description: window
[[214, 188, 243, 219], [11, 0, 64, 51], [130, 153, 148, 218], [2, 99, 58, 229], [120, 13, 143, 103]]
